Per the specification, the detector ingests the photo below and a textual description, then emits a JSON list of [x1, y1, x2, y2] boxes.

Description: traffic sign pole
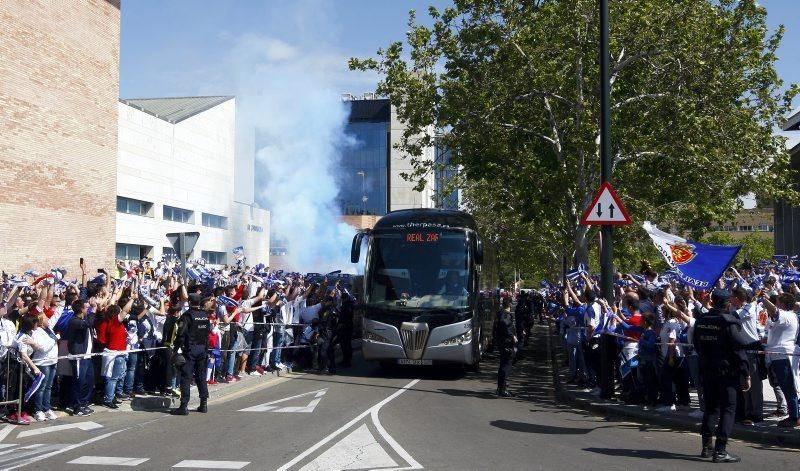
[[599, 0, 615, 402], [166, 232, 200, 288], [600, 0, 613, 304]]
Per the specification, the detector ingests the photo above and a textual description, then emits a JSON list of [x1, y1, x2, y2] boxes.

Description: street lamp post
[[356, 171, 367, 214]]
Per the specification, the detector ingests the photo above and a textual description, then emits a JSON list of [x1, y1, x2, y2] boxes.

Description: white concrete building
[[116, 96, 269, 266]]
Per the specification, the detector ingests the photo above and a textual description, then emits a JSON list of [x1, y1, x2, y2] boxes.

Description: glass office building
[[434, 143, 459, 210], [339, 99, 390, 216]]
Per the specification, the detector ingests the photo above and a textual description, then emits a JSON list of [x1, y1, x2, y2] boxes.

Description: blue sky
[[120, 0, 799, 106]]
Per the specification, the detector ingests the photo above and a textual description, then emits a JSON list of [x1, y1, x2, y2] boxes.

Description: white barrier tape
[[27, 342, 316, 362], [51, 346, 169, 361], [598, 331, 800, 356], [218, 322, 310, 327], [213, 345, 311, 353], [41, 345, 311, 360]]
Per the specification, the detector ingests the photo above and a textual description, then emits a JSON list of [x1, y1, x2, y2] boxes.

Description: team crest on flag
[[643, 221, 740, 289], [668, 243, 697, 265]]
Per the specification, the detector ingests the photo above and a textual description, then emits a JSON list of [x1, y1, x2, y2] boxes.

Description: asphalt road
[[1, 327, 798, 470]]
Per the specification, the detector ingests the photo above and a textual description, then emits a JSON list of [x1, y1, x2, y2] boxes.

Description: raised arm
[[626, 273, 642, 287], [581, 273, 595, 293], [566, 281, 581, 306], [761, 296, 777, 317], [3, 286, 21, 312], [80, 258, 87, 287]]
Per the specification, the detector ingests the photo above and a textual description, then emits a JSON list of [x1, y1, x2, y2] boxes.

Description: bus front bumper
[[362, 318, 474, 365]]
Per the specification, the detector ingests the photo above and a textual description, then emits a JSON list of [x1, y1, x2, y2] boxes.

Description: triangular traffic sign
[[166, 232, 200, 257], [579, 182, 632, 225], [238, 389, 328, 413]]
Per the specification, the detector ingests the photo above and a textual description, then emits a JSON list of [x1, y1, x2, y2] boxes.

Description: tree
[[702, 231, 774, 265], [350, 0, 798, 272]]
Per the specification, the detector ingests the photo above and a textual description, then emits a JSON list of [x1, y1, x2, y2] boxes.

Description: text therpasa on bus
[[405, 232, 440, 243]]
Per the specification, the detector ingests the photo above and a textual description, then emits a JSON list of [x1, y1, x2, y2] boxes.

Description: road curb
[[544, 325, 800, 449], [125, 339, 364, 412]]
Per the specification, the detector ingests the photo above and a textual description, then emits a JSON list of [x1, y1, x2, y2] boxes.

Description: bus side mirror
[[351, 232, 365, 263], [475, 237, 484, 265]]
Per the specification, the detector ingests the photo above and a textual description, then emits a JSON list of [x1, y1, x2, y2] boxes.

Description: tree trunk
[[573, 224, 590, 267]]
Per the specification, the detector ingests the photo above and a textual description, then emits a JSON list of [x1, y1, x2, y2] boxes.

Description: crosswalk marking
[[0, 425, 17, 443], [173, 460, 250, 469], [0, 444, 47, 456], [69, 456, 150, 466], [17, 421, 103, 438]]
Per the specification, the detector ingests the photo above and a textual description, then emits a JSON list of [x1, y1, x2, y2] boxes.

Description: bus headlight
[[439, 330, 472, 346], [364, 331, 392, 344]]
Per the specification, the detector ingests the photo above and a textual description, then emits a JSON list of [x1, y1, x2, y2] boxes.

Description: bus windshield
[[366, 229, 471, 309]]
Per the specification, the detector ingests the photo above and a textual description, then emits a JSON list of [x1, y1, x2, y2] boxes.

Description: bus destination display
[[405, 232, 440, 243]]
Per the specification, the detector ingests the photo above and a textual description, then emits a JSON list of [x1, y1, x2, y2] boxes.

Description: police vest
[[693, 309, 741, 376], [184, 309, 210, 348]]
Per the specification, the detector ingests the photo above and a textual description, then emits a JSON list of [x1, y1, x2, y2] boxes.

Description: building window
[[202, 213, 227, 229], [270, 248, 288, 256], [738, 225, 753, 232], [163, 205, 194, 223], [247, 224, 264, 233], [116, 243, 152, 260], [116, 196, 153, 217], [201, 250, 226, 265], [757, 224, 770, 232]]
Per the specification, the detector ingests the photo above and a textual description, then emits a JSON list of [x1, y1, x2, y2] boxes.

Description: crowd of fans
[[529, 258, 800, 429], [0, 258, 355, 425]]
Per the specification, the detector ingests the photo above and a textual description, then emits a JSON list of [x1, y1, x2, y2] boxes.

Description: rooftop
[[783, 106, 800, 132], [119, 96, 234, 124]]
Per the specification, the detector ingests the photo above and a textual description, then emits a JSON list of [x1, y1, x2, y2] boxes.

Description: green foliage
[[350, 0, 797, 279], [702, 232, 774, 265]]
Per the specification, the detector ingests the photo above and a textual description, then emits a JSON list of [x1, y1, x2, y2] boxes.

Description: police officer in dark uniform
[[514, 291, 532, 347], [692, 289, 750, 463], [338, 289, 354, 368], [493, 298, 517, 397], [318, 292, 339, 375], [170, 293, 211, 416]]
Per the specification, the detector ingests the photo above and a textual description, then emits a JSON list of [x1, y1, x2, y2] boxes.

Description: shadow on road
[[490, 419, 599, 435], [490, 419, 641, 435], [582, 447, 706, 462]]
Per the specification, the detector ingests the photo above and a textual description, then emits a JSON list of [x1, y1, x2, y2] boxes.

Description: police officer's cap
[[188, 292, 203, 306], [711, 289, 731, 304]]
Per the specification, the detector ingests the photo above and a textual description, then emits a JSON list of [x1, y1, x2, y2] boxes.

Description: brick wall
[[0, 0, 120, 275]]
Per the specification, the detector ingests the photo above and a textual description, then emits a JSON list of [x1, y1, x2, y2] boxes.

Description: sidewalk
[[545, 324, 800, 448], [52, 340, 363, 417]]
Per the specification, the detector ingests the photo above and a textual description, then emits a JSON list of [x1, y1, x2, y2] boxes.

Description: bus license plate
[[397, 359, 432, 366]]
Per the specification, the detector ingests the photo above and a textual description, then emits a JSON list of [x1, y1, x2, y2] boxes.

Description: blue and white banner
[[643, 222, 740, 289], [217, 295, 239, 308], [566, 263, 587, 282]]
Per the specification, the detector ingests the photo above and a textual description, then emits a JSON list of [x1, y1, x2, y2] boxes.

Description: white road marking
[[68, 456, 150, 466], [17, 421, 102, 439], [370, 408, 423, 470], [0, 444, 66, 467], [2, 416, 168, 470], [238, 388, 327, 413], [0, 444, 47, 457], [299, 424, 397, 471], [277, 379, 421, 471], [172, 460, 249, 469], [0, 426, 16, 444]]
